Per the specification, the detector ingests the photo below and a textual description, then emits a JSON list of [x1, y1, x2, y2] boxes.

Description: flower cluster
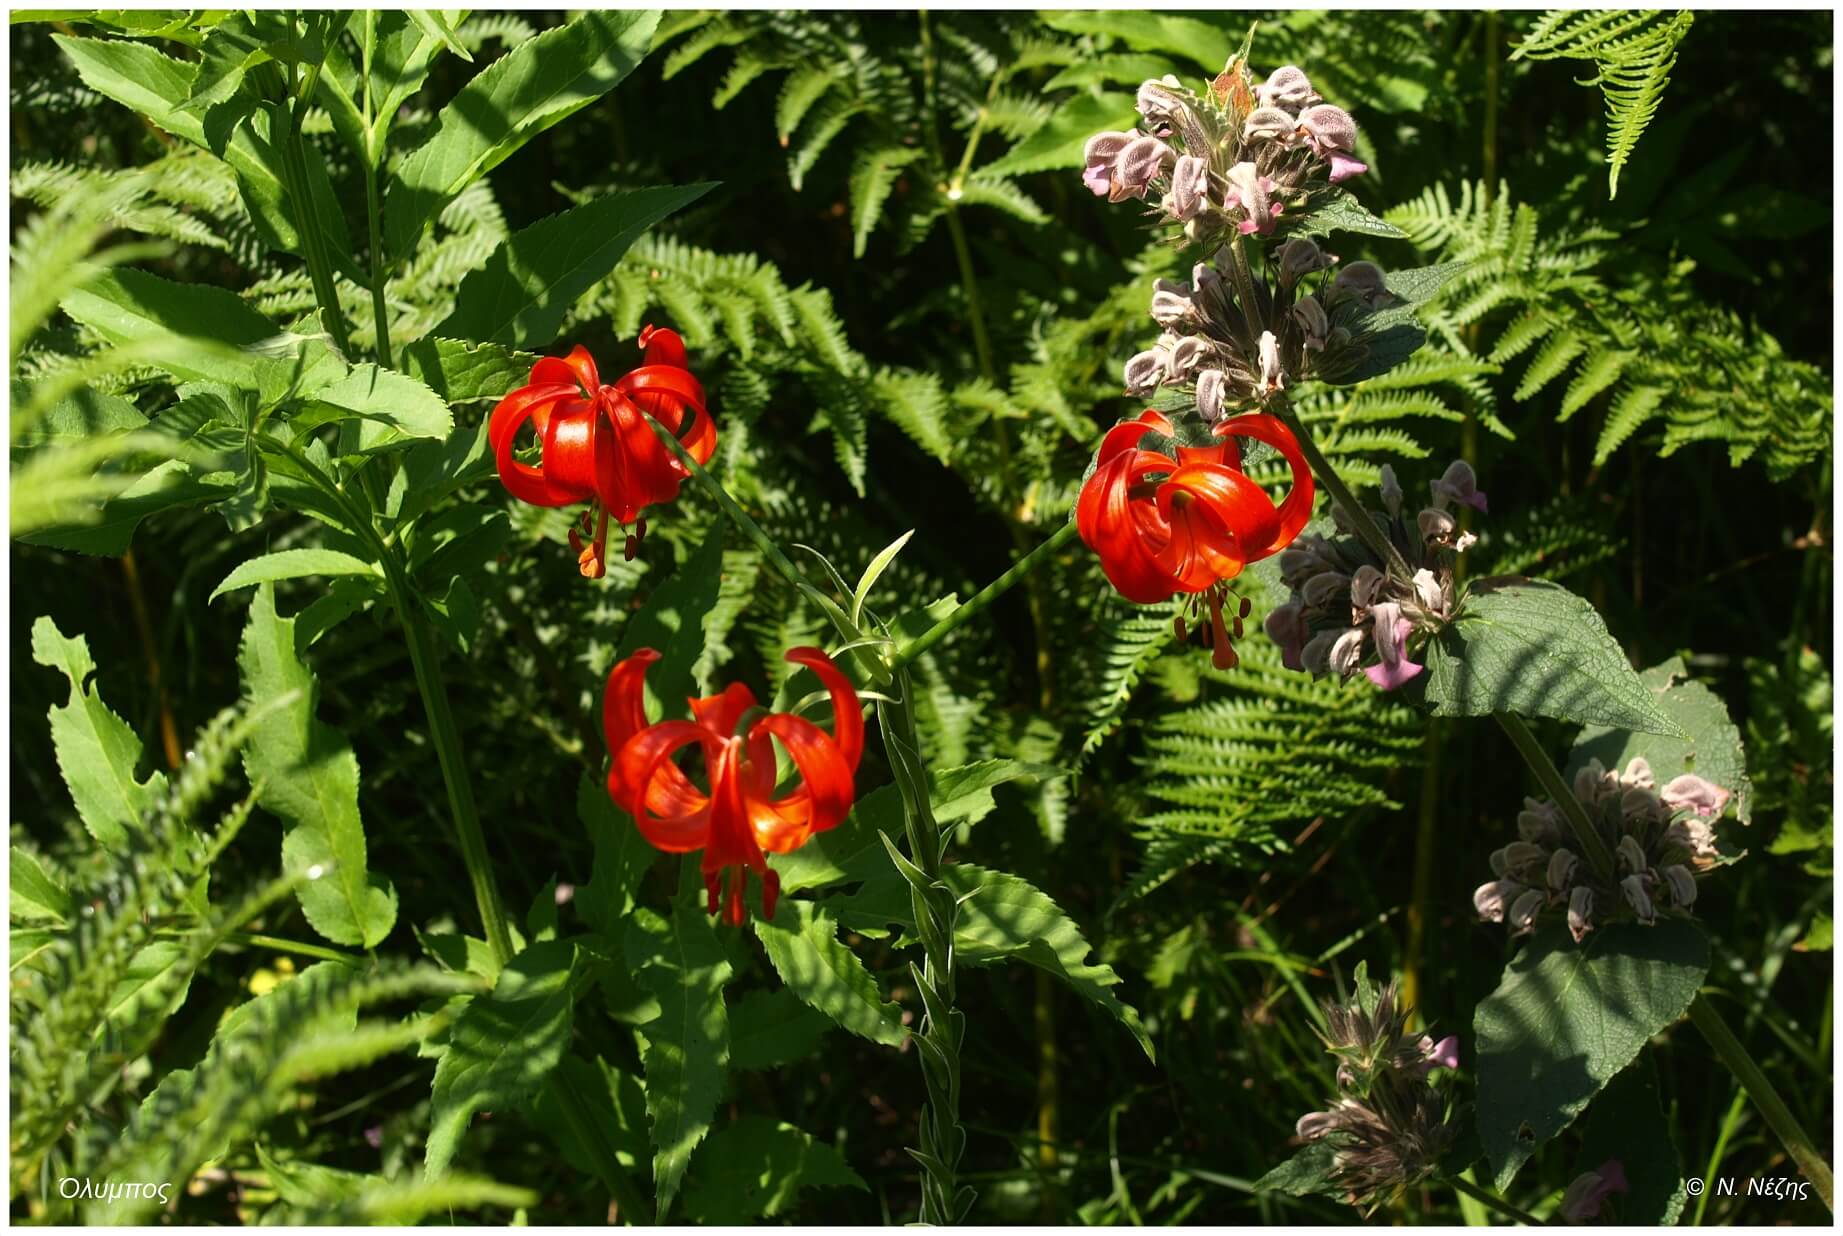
[[489, 326, 714, 578], [1473, 756, 1735, 942], [1266, 459, 1484, 689], [1293, 977, 1458, 1216], [1081, 64, 1365, 240], [603, 646, 863, 925]]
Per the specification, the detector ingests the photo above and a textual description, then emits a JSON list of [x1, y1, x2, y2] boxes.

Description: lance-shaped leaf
[[683, 1117, 867, 1224], [293, 364, 454, 452], [238, 585, 398, 948], [426, 939, 581, 1178], [574, 773, 656, 933], [1425, 577, 1684, 735], [1474, 921, 1708, 1190], [31, 615, 167, 849], [626, 890, 732, 1221], [59, 267, 280, 389], [431, 183, 715, 350], [383, 9, 661, 261], [753, 898, 906, 1046], [211, 548, 381, 602]]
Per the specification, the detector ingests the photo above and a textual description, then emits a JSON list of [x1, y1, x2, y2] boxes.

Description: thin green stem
[[1223, 232, 1265, 354], [1272, 396, 1414, 580], [892, 521, 1078, 672], [280, 51, 351, 357], [1447, 1173, 1543, 1226], [381, 551, 515, 966], [1494, 711, 1616, 882], [1688, 994, 1834, 1213], [274, 444, 513, 966], [153, 927, 365, 967], [360, 24, 392, 368], [1693, 1086, 1749, 1225], [943, 187, 997, 384]]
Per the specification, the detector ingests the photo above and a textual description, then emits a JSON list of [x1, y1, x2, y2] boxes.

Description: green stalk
[[1447, 1173, 1543, 1226], [1493, 711, 1616, 882], [892, 522, 1078, 672], [278, 444, 514, 966], [1687, 996, 1834, 1213], [280, 58, 352, 357], [879, 675, 969, 1225], [1271, 393, 1414, 581], [379, 550, 515, 966], [359, 23, 392, 368]]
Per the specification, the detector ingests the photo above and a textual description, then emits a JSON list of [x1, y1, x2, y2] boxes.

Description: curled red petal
[[1215, 412, 1316, 558], [1077, 450, 1181, 604], [781, 646, 862, 771], [750, 713, 855, 847], [603, 648, 661, 763], [489, 385, 580, 507], [689, 681, 759, 741], [613, 721, 712, 851]]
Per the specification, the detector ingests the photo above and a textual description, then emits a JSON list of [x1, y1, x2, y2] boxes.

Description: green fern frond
[[1512, 10, 1695, 197], [1080, 609, 1173, 758]]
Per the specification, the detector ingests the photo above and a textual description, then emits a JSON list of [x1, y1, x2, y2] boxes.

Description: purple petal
[[1365, 657, 1424, 690], [1327, 152, 1368, 184], [1082, 163, 1113, 197], [1427, 1035, 1460, 1070]]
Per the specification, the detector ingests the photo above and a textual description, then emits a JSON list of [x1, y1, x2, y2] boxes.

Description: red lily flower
[[604, 646, 863, 925], [1075, 409, 1314, 667], [488, 325, 715, 578]]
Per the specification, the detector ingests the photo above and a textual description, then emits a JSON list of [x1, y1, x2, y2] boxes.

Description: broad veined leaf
[[1474, 920, 1708, 1189], [426, 938, 582, 1178], [397, 337, 537, 405], [1569, 656, 1753, 824], [626, 888, 732, 1220], [210, 548, 380, 602], [31, 615, 167, 849], [294, 364, 454, 452], [753, 898, 905, 1046], [1287, 190, 1409, 241], [682, 1117, 866, 1224], [238, 585, 398, 948], [12, 387, 148, 449], [1425, 577, 1683, 735], [432, 183, 716, 349], [59, 267, 279, 388], [383, 9, 661, 261]]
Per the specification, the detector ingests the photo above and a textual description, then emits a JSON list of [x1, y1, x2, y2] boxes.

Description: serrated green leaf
[[8, 846, 72, 922], [1424, 577, 1683, 735], [1569, 656, 1753, 824], [396, 337, 538, 405], [753, 898, 905, 1046], [426, 939, 581, 1178], [1475, 921, 1708, 1190], [384, 9, 660, 260], [1288, 190, 1409, 241], [727, 989, 832, 1072], [238, 586, 397, 948], [210, 548, 379, 602], [297, 364, 454, 450], [1253, 1141, 1343, 1198], [432, 184, 714, 349], [626, 892, 732, 1221], [683, 1117, 866, 1224], [31, 615, 167, 849], [59, 267, 276, 388], [18, 459, 232, 557]]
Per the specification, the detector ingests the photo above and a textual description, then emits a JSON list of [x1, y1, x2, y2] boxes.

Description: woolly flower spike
[[1473, 756, 1738, 943], [1110, 134, 1173, 202], [604, 646, 863, 925], [1223, 161, 1283, 235], [1292, 975, 1458, 1216], [1296, 104, 1368, 183], [1256, 64, 1321, 113], [1268, 459, 1480, 691], [1163, 154, 1211, 220], [489, 327, 712, 578], [1242, 105, 1297, 143]]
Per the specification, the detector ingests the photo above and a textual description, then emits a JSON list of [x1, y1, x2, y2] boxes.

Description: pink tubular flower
[[1224, 161, 1283, 234], [1297, 104, 1368, 183], [1111, 135, 1173, 202], [1661, 773, 1731, 821], [1363, 601, 1423, 689], [1082, 131, 1134, 197], [1559, 1160, 1629, 1223]]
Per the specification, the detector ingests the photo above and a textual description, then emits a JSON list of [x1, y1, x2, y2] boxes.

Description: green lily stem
[[1493, 710, 1617, 883], [278, 444, 514, 968], [643, 411, 978, 1224], [1447, 1173, 1543, 1226], [381, 552, 516, 967], [1688, 995, 1835, 1213], [892, 521, 1079, 672]]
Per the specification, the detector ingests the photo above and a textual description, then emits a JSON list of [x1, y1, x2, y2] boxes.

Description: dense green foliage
[[10, 8, 1833, 1226]]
